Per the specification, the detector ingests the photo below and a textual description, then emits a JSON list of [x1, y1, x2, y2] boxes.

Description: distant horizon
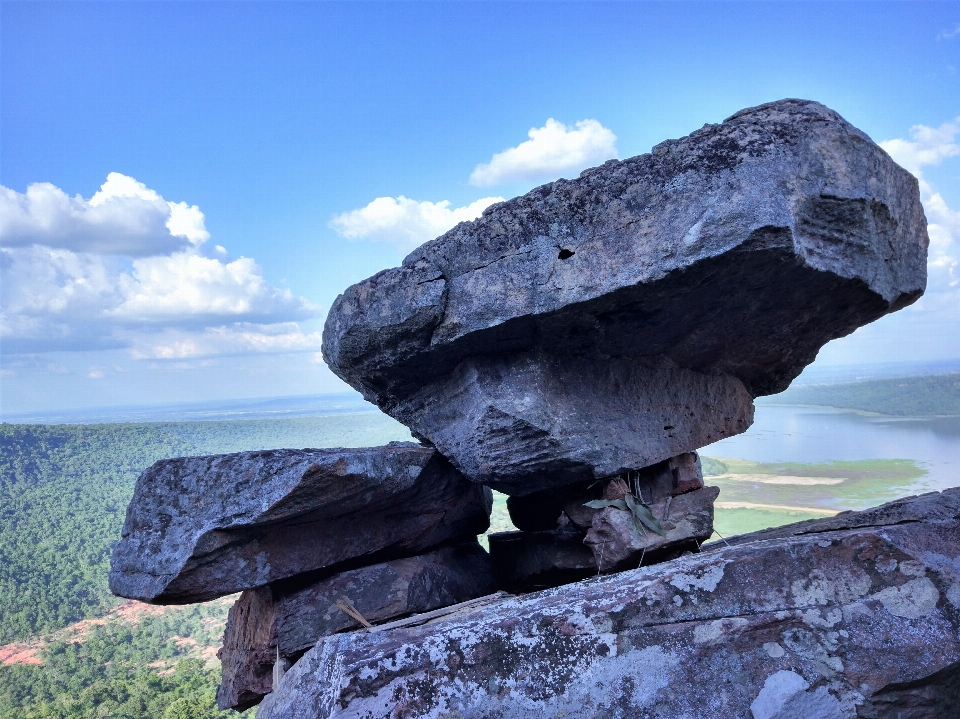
[[3, 2, 958, 415], [5, 356, 960, 426]]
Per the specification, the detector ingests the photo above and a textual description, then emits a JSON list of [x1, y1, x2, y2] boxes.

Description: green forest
[[771, 373, 960, 416], [0, 414, 410, 719]]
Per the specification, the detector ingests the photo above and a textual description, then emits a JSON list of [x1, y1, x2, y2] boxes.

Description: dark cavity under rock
[[109, 443, 492, 603], [322, 99, 927, 496], [217, 542, 493, 711], [257, 488, 960, 719], [488, 529, 597, 592]]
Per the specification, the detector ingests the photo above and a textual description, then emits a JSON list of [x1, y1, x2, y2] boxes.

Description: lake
[[703, 403, 960, 493]]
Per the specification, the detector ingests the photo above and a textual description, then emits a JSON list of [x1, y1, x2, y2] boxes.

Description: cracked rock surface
[[322, 99, 928, 495], [217, 542, 493, 711], [258, 488, 960, 719], [109, 443, 492, 603]]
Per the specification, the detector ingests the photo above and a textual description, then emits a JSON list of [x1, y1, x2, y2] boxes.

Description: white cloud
[[880, 119, 960, 293], [1, 245, 317, 353], [469, 118, 618, 187], [0, 172, 209, 256], [129, 322, 323, 360], [0, 175, 319, 356], [938, 23, 960, 41], [880, 118, 960, 176], [330, 195, 503, 249]]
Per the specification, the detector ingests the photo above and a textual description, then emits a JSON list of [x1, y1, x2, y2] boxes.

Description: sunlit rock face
[[322, 99, 928, 496], [108, 443, 492, 604], [257, 488, 960, 719]]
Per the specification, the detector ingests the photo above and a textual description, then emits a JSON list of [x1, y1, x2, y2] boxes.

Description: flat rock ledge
[[322, 99, 927, 495], [217, 542, 493, 711], [109, 443, 491, 603], [258, 488, 960, 719]]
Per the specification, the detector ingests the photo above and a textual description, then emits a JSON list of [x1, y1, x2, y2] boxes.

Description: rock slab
[[258, 488, 960, 719], [217, 542, 493, 711], [109, 443, 492, 603], [322, 99, 927, 495]]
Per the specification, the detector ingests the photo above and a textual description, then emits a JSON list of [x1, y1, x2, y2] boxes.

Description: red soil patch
[[0, 643, 43, 666]]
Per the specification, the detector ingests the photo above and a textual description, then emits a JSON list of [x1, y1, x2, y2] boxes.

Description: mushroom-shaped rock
[[322, 99, 927, 496], [109, 443, 492, 603]]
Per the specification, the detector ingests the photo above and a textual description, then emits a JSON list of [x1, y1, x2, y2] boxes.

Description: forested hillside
[[771, 373, 960, 416], [0, 415, 410, 641], [0, 415, 410, 718]]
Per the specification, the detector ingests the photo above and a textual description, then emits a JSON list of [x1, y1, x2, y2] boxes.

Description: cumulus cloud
[[469, 118, 618, 187], [0, 172, 209, 256], [129, 323, 322, 360], [0, 174, 319, 356], [881, 119, 960, 292], [330, 195, 503, 249], [881, 118, 960, 176]]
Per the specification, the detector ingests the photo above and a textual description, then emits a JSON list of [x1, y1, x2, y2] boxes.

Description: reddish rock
[[217, 543, 493, 711], [584, 485, 719, 570]]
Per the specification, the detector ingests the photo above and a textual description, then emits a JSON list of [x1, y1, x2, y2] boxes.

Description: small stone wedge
[[217, 542, 494, 711], [322, 99, 928, 495], [109, 443, 492, 603]]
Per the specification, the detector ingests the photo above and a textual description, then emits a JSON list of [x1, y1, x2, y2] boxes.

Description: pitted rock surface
[[217, 542, 493, 711], [257, 488, 960, 719], [322, 99, 928, 495], [109, 443, 492, 603]]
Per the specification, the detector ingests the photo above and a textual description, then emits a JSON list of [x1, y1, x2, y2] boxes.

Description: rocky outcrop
[[257, 488, 960, 719], [322, 99, 928, 495], [584, 484, 719, 570], [217, 542, 493, 711], [109, 443, 491, 603], [493, 454, 716, 584]]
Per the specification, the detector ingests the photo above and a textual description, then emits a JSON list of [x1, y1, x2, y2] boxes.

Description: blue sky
[[2, 1, 959, 415]]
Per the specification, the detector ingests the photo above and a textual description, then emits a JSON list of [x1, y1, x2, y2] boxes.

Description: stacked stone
[[110, 98, 931, 715], [321, 99, 927, 588], [109, 443, 494, 710]]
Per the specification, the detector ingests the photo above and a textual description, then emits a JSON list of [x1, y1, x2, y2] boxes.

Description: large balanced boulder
[[109, 443, 491, 603], [257, 488, 960, 719], [217, 542, 493, 711], [322, 99, 928, 495]]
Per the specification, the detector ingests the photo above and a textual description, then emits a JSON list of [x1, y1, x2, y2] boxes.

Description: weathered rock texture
[[217, 542, 493, 711], [109, 443, 492, 603], [509, 452, 705, 532], [258, 488, 960, 719], [322, 99, 928, 495], [584, 484, 719, 570]]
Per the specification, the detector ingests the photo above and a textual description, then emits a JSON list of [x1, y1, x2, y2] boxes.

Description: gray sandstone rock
[[109, 443, 492, 603], [322, 99, 928, 495], [257, 488, 960, 719], [217, 542, 493, 711]]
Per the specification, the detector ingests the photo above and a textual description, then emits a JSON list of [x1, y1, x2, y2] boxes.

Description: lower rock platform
[[257, 488, 960, 719]]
